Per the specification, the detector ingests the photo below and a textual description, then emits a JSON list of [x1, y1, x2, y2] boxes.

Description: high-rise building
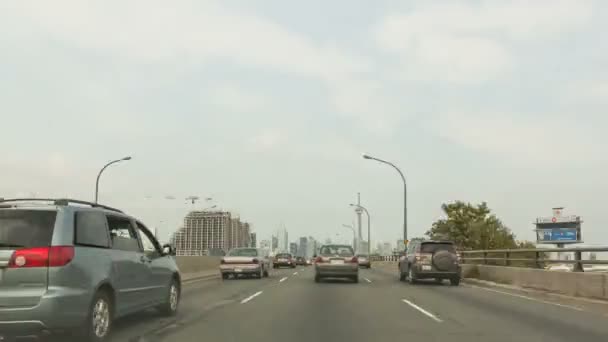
[[260, 239, 270, 249], [271, 236, 278, 251], [172, 211, 252, 256], [250, 233, 257, 247], [277, 227, 288, 252], [307, 236, 318, 257], [289, 242, 298, 256], [298, 237, 308, 258]]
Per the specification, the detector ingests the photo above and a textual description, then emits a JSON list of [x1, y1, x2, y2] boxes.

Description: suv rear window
[[276, 253, 291, 258], [420, 243, 455, 253], [0, 210, 57, 248]]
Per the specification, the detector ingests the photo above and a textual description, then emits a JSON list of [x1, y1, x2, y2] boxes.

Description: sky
[[1, 0, 607, 247]]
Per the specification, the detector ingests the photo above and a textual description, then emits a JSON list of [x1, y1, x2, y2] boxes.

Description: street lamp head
[[122, 156, 132, 161], [362, 153, 372, 160]]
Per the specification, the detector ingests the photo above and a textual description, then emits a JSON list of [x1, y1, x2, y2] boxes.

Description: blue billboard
[[536, 228, 578, 243]]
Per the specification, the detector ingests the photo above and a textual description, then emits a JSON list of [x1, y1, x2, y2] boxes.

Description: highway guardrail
[[461, 247, 608, 272]]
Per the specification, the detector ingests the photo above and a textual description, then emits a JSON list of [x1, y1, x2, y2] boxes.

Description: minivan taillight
[[315, 256, 324, 263], [350, 256, 358, 263], [8, 246, 74, 268]]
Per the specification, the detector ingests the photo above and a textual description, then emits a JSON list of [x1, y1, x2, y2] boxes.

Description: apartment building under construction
[[172, 211, 252, 256]]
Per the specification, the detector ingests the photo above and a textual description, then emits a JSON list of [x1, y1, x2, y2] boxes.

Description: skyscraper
[[298, 237, 308, 258], [271, 236, 278, 252], [289, 242, 298, 256], [250, 233, 257, 247], [277, 227, 288, 252]]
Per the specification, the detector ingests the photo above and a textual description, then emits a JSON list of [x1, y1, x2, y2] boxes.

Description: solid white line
[[279, 277, 288, 283], [402, 299, 443, 322], [241, 291, 263, 304], [468, 285, 584, 311], [293, 272, 298, 275], [364, 278, 372, 283]]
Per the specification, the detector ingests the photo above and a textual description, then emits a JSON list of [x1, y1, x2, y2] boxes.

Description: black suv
[[398, 240, 461, 286]]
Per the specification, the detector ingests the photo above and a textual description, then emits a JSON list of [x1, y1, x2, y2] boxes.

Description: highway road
[[98, 264, 608, 342]]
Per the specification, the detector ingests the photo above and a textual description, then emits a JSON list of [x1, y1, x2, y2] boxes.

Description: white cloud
[[563, 80, 608, 104], [431, 112, 603, 165], [250, 129, 287, 150], [375, 0, 593, 83]]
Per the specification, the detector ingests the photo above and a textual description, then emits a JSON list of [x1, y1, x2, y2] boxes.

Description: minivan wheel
[[84, 291, 112, 342], [159, 279, 180, 316], [450, 277, 461, 286]]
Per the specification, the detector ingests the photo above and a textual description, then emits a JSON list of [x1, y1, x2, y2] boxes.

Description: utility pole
[[356, 193, 363, 253]]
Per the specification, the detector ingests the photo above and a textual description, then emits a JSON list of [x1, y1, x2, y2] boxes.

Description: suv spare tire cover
[[433, 250, 455, 271]]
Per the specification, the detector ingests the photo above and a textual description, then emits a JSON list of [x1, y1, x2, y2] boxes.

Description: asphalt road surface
[[100, 264, 608, 342]]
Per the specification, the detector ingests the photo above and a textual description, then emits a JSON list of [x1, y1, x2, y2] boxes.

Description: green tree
[[425, 201, 521, 250]]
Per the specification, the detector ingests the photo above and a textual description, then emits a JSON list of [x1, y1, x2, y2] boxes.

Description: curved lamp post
[[362, 153, 407, 240], [95, 156, 132, 203]]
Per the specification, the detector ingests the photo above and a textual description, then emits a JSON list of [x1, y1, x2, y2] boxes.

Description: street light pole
[[95, 156, 132, 203], [342, 224, 356, 250], [362, 153, 407, 241], [351, 204, 371, 256]]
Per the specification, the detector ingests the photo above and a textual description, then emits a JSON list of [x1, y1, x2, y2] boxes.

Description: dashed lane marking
[[241, 291, 263, 304], [402, 299, 443, 322]]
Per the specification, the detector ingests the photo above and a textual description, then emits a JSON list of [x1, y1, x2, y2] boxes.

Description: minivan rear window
[[420, 243, 455, 253], [0, 210, 57, 248]]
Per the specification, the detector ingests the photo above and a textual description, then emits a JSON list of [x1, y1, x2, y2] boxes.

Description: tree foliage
[[425, 201, 532, 250]]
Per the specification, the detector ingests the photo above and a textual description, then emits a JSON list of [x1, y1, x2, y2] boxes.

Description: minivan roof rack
[[0, 198, 124, 213]]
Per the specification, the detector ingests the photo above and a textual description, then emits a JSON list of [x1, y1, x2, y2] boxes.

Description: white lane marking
[[279, 277, 288, 283], [241, 291, 263, 304], [402, 299, 443, 322], [468, 285, 584, 311], [364, 278, 372, 283], [293, 272, 298, 275]]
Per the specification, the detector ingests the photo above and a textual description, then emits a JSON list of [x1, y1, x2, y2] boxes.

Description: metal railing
[[461, 247, 608, 272]]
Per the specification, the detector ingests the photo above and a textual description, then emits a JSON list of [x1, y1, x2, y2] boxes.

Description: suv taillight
[[350, 256, 358, 263], [315, 256, 324, 263], [9, 246, 74, 268], [415, 253, 432, 265]]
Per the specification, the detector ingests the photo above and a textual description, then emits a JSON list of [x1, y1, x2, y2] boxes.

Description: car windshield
[[0, 210, 57, 248], [420, 243, 456, 253], [357, 254, 368, 258], [320, 246, 354, 257], [228, 249, 258, 257]]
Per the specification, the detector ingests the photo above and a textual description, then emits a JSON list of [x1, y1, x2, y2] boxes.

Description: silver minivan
[[0, 198, 181, 341]]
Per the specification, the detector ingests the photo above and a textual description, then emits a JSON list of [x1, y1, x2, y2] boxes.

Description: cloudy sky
[[1, 0, 607, 246]]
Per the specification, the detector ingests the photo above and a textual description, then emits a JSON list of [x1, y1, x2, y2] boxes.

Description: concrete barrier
[[176, 256, 222, 274], [466, 264, 608, 300]]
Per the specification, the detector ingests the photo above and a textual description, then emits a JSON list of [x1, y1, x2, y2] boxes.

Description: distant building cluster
[[171, 211, 253, 256]]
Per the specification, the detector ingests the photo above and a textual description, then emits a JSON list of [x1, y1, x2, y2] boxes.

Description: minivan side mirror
[[162, 244, 176, 256]]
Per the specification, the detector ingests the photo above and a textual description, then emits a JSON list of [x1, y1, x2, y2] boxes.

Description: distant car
[[220, 248, 270, 279], [306, 258, 313, 265], [0, 198, 180, 342], [357, 254, 371, 268], [273, 253, 296, 268], [398, 240, 461, 286], [295, 256, 307, 265], [314, 245, 359, 283]]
